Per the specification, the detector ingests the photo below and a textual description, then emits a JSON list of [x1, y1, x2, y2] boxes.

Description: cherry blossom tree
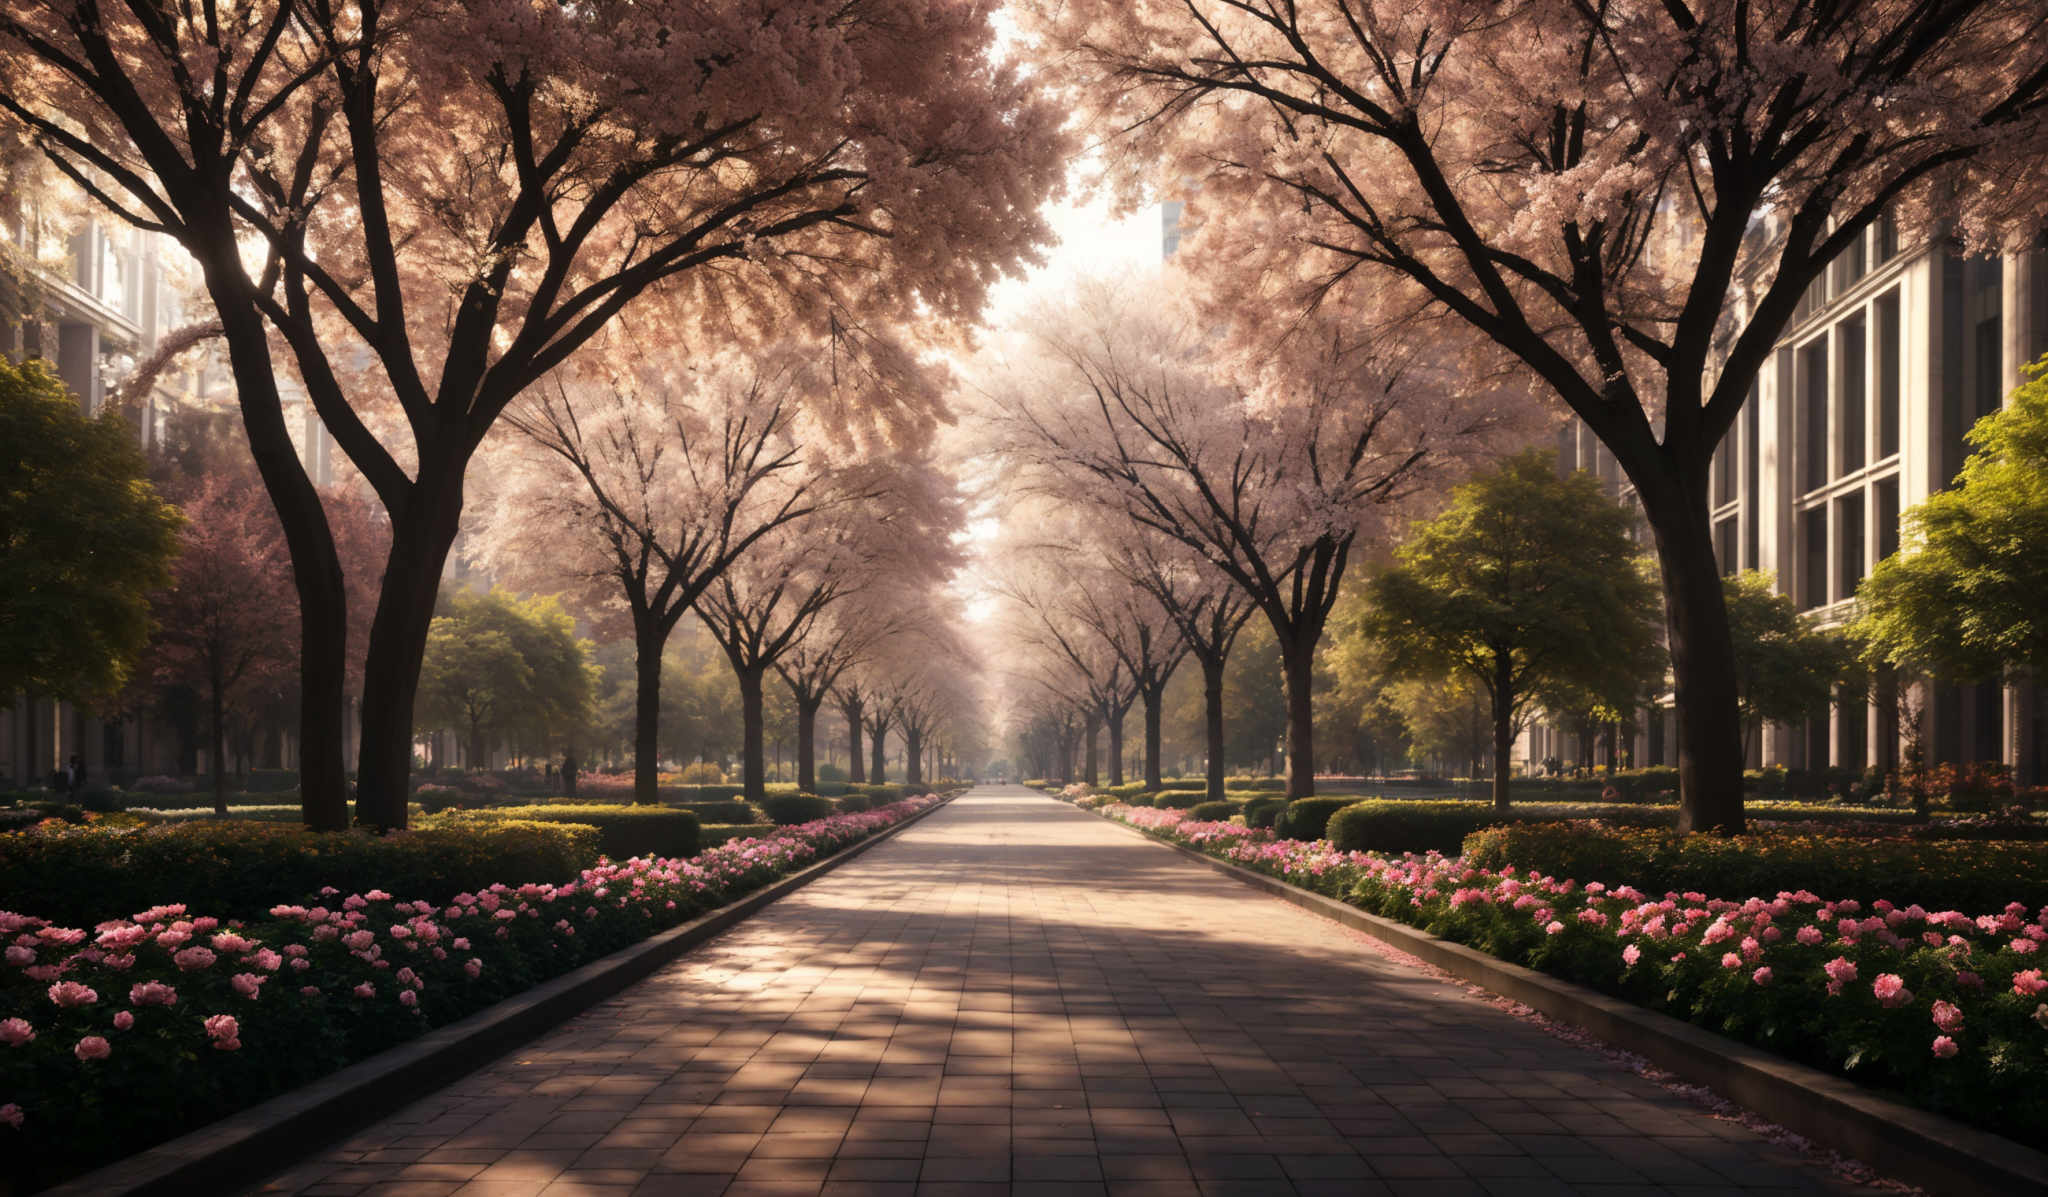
[[1024, 0, 2048, 830], [990, 277, 1507, 798], [1, 0, 1066, 829]]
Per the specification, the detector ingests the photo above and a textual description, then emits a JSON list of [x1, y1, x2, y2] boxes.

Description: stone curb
[[1072, 798, 2048, 1197], [43, 793, 960, 1197]]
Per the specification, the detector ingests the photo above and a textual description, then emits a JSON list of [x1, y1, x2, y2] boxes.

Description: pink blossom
[[172, 946, 217, 971], [398, 989, 418, 1008], [112, 1011, 134, 1031], [353, 982, 375, 999], [0, 1018, 35, 1047], [1752, 967, 1772, 986], [210, 932, 252, 953], [1931, 1035, 1959, 1059], [0, 1103, 21, 1129], [47, 981, 98, 1007], [74, 1035, 111, 1061], [1931, 1000, 1964, 1032], [204, 1014, 241, 1050], [129, 981, 177, 1007], [1720, 952, 1741, 969], [2012, 968, 2046, 997], [299, 985, 320, 997], [1544, 920, 1564, 936], [5, 945, 33, 966], [464, 958, 483, 979], [231, 973, 265, 999], [1621, 944, 1641, 967], [1873, 974, 1912, 1007], [1795, 926, 1823, 946]]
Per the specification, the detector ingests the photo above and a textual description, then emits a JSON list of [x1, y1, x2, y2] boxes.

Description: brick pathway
[[250, 786, 1877, 1197]]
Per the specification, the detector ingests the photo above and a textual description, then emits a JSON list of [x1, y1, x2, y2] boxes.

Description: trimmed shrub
[[1244, 797, 1290, 829], [1121, 792, 1157, 808], [1326, 799, 1669, 855], [1462, 821, 2048, 914], [837, 793, 871, 813], [678, 761, 725, 784], [1275, 797, 1356, 841], [759, 793, 839, 825], [1098, 782, 1149, 800], [431, 805, 699, 862], [1228, 777, 1288, 792], [670, 800, 758, 823], [852, 783, 907, 804], [1151, 789, 1208, 810], [1188, 800, 1241, 823], [702, 823, 777, 846], [0, 820, 598, 927]]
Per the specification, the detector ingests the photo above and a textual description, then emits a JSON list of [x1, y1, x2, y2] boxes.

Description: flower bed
[[1083, 800, 2048, 1142], [0, 796, 939, 1190]]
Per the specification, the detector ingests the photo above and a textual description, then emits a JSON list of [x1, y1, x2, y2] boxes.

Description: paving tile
[[244, 789, 1888, 1197]]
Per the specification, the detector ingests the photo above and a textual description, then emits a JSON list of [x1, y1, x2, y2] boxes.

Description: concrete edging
[[43, 793, 960, 1197], [1072, 797, 2048, 1197]]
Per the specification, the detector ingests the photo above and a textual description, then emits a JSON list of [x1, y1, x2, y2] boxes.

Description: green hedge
[[1188, 800, 1242, 822], [1227, 777, 1289, 792], [836, 793, 871, 813], [702, 823, 777, 846], [0, 820, 598, 927], [1098, 782, 1149, 800], [759, 793, 839, 825], [850, 783, 907, 804], [1275, 797, 1356, 841], [1462, 821, 2048, 914], [430, 805, 699, 861], [1151, 789, 1208, 810], [1326, 799, 1672, 855], [667, 800, 757, 823], [1244, 797, 1290, 829]]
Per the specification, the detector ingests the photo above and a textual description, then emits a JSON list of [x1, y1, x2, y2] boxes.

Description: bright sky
[[955, 185, 1168, 627]]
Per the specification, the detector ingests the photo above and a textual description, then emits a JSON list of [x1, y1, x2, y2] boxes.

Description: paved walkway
[[250, 786, 1874, 1197]]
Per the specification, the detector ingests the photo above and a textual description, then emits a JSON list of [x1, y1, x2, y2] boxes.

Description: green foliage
[[678, 760, 726, 784], [428, 804, 699, 861], [669, 800, 759, 823], [836, 792, 871, 813], [758, 793, 839, 825], [1857, 357, 2048, 680], [702, 823, 778, 846], [1326, 799, 1668, 855], [1187, 800, 1242, 822], [1362, 452, 1664, 790], [1275, 796, 1357, 841], [1725, 570, 1862, 730], [1243, 796, 1290, 828], [1462, 822, 2048, 914], [0, 356, 184, 708], [1150, 789, 1208, 809], [0, 820, 598, 927], [851, 783, 906, 804], [416, 587, 595, 759]]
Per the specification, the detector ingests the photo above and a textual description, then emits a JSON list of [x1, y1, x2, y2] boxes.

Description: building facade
[[1540, 226, 2048, 783]]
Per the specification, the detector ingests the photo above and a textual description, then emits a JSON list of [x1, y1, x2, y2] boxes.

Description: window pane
[[1877, 290, 1901, 458], [1800, 339, 1829, 492], [1839, 314, 1866, 474]]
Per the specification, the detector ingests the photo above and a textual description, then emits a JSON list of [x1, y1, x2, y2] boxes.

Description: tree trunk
[[632, 624, 663, 804], [1643, 484, 1747, 834], [843, 697, 866, 784], [796, 694, 821, 792], [1083, 711, 1100, 786], [1280, 638, 1317, 799], [1143, 684, 1165, 790], [738, 666, 767, 803], [468, 714, 486, 777], [1107, 709, 1126, 788], [1202, 655, 1227, 803], [354, 472, 467, 830], [1492, 653, 1515, 813], [905, 727, 924, 787], [210, 663, 228, 817], [208, 295, 351, 832], [869, 721, 887, 784]]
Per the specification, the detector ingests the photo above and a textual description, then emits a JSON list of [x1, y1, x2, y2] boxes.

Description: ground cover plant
[[0, 796, 941, 1190], [424, 806, 702, 863], [1058, 793, 2048, 1142]]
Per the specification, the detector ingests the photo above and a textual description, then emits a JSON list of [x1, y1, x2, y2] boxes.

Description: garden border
[[41, 791, 961, 1197], [1073, 797, 2048, 1197]]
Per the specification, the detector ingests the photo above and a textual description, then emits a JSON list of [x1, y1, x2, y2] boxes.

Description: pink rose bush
[[1, 796, 939, 1186], [1089, 799, 2048, 1140]]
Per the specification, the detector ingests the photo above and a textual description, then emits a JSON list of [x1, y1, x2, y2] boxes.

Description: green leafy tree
[[1, 356, 183, 713], [1364, 452, 1664, 811], [1856, 358, 2048, 682], [1725, 570, 1861, 762], [1387, 676, 1489, 781], [415, 588, 593, 773], [1318, 582, 1413, 778]]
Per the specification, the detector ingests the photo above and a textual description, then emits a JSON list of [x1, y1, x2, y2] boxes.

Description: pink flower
[[1752, 967, 1773, 986], [0, 1018, 36, 1047], [112, 1011, 134, 1031], [299, 985, 321, 997], [1930, 1000, 1964, 1031], [0, 1103, 21, 1129], [398, 989, 418, 1008], [1795, 926, 1823, 946], [210, 932, 252, 953], [74, 1035, 111, 1061], [464, 958, 483, 979], [5, 945, 33, 966], [129, 981, 177, 1007], [47, 981, 98, 1008], [1931, 1035, 1959, 1059], [1873, 973, 1912, 1007], [2012, 938, 2038, 955], [1720, 953, 1741, 969], [1544, 921, 1564, 936], [172, 946, 217, 971], [2012, 968, 2046, 997], [204, 1014, 240, 1050], [353, 982, 375, 999], [1621, 944, 1641, 967], [231, 973, 265, 999]]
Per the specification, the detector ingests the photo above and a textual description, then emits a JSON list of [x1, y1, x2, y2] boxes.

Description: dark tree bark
[[795, 695, 822, 793], [905, 726, 925, 787], [1281, 637, 1318, 800], [1492, 650, 1515, 813], [842, 694, 867, 784], [1106, 707, 1126, 787], [1083, 710, 1101, 786], [867, 714, 890, 783], [1141, 682, 1167, 791], [633, 623, 665, 805], [737, 666, 768, 803], [1644, 489, 1746, 833], [1201, 655, 1228, 803]]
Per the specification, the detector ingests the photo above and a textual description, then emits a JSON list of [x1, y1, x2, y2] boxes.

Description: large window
[[1838, 314, 1866, 474], [1802, 506, 1829, 609], [1799, 339, 1830, 492], [1876, 478, 1900, 562], [1876, 290, 1901, 459], [1836, 492, 1866, 599]]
